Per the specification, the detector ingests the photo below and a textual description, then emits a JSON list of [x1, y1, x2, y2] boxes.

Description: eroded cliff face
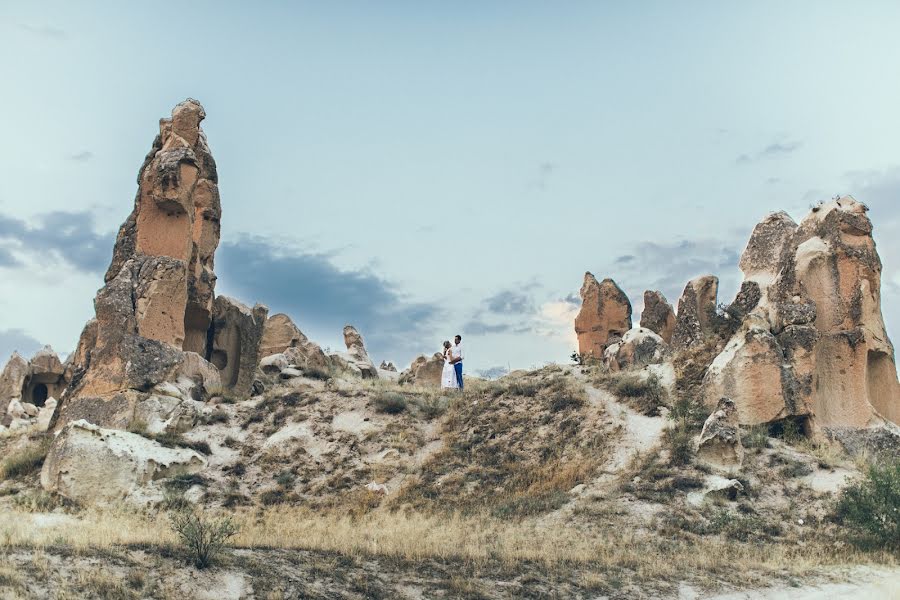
[[51, 100, 258, 429], [703, 197, 899, 432]]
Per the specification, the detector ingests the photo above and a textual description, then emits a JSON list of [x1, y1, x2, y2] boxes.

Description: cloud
[[476, 366, 509, 379], [461, 319, 516, 335], [0, 210, 114, 274], [0, 329, 43, 363], [18, 23, 67, 39], [736, 139, 802, 164], [215, 235, 439, 363], [485, 289, 533, 314], [68, 151, 94, 162]]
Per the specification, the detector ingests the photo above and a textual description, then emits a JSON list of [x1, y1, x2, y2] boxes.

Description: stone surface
[[210, 296, 268, 396], [640, 291, 676, 343], [340, 325, 378, 379], [574, 273, 632, 357], [0, 353, 29, 418], [259, 313, 308, 359], [380, 361, 397, 372], [399, 353, 445, 386], [603, 327, 668, 372], [40, 419, 206, 505], [672, 276, 719, 351], [704, 197, 900, 433], [696, 397, 744, 467]]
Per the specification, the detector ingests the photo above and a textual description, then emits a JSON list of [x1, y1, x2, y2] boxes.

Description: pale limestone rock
[[340, 325, 378, 379], [399, 353, 444, 386], [259, 313, 308, 359], [603, 327, 668, 372], [672, 276, 719, 350], [210, 296, 268, 396], [640, 291, 676, 343], [696, 398, 744, 468], [574, 273, 632, 357], [41, 419, 206, 505]]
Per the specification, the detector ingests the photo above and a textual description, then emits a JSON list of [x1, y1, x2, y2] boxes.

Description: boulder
[[259, 353, 290, 374], [210, 296, 268, 396], [283, 340, 330, 372], [380, 361, 397, 372], [339, 325, 378, 378], [603, 327, 668, 372], [40, 419, 206, 505], [640, 291, 676, 343], [0, 353, 29, 417], [259, 313, 308, 359], [574, 273, 632, 357], [399, 353, 444, 386], [696, 398, 744, 467], [671, 275, 719, 351]]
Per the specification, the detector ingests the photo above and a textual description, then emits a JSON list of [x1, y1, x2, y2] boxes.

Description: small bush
[[170, 509, 238, 569], [275, 470, 296, 487], [152, 432, 211, 455], [741, 424, 770, 450], [201, 410, 230, 425], [164, 472, 208, 492], [374, 392, 407, 415], [666, 427, 695, 466], [0, 438, 51, 480], [302, 366, 332, 381], [834, 459, 900, 551]]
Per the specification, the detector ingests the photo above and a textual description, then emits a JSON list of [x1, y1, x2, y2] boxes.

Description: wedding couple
[[440, 335, 464, 390]]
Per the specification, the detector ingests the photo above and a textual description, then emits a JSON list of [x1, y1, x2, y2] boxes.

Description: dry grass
[[0, 505, 892, 585], [0, 436, 51, 480]]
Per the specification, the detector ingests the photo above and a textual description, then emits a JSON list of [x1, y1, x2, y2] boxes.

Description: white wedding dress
[[441, 352, 459, 389]]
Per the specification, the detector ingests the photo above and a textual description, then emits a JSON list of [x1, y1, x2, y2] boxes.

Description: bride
[[440, 340, 459, 390]]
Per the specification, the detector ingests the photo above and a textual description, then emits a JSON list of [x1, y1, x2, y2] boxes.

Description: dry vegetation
[[1, 364, 897, 598]]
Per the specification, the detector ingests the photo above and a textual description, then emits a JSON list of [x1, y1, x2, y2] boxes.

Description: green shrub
[[0, 438, 51, 480], [665, 426, 695, 466], [741, 424, 770, 450], [302, 366, 332, 381], [834, 460, 900, 551], [200, 410, 229, 425], [374, 392, 407, 415], [170, 509, 238, 569]]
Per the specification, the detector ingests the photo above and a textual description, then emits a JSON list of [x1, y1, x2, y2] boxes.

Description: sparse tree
[[170, 509, 239, 568]]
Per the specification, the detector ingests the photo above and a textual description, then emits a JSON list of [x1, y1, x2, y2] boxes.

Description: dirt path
[[683, 566, 900, 599]]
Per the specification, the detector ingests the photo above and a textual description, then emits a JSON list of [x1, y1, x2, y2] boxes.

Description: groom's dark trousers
[[454, 362, 463, 389]]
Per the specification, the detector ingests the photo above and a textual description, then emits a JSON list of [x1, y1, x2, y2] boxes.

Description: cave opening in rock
[[31, 383, 49, 408], [867, 350, 899, 424], [767, 415, 811, 440], [183, 305, 211, 355]]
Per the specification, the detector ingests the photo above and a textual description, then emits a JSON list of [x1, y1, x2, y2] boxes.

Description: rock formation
[[703, 197, 900, 433], [41, 419, 206, 505], [603, 328, 668, 372], [574, 273, 632, 357], [696, 398, 744, 467], [399, 353, 445, 386], [380, 361, 397, 372], [209, 296, 268, 396], [1, 347, 67, 431], [259, 313, 308, 359], [337, 325, 378, 379], [52, 100, 265, 429], [671, 276, 719, 351], [640, 291, 676, 343]]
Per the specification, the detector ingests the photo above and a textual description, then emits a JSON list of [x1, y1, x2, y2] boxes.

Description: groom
[[450, 334, 464, 389]]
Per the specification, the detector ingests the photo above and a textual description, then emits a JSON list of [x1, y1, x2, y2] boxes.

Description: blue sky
[[1, 1, 900, 373]]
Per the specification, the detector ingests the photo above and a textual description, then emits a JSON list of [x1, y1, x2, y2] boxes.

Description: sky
[[1, 1, 900, 376]]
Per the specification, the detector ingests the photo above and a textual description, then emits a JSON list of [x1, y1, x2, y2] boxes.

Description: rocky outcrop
[[210, 296, 268, 396], [380, 361, 397, 372], [671, 276, 719, 351], [40, 419, 206, 505], [696, 398, 744, 467], [336, 325, 378, 379], [259, 313, 308, 359], [574, 273, 632, 357], [603, 328, 668, 372], [640, 291, 676, 343], [1, 348, 69, 431], [399, 353, 445, 386], [53, 101, 258, 429], [703, 198, 900, 433]]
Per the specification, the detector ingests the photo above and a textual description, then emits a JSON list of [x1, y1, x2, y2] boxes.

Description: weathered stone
[[672, 276, 719, 351], [210, 296, 268, 396], [640, 291, 676, 343], [574, 273, 632, 357], [603, 328, 668, 372], [259, 353, 290, 374], [380, 361, 397, 372], [339, 325, 378, 378], [40, 419, 205, 506], [399, 353, 444, 386], [696, 397, 744, 467], [259, 313, 308, 359], [0, 353, 29, 418]]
